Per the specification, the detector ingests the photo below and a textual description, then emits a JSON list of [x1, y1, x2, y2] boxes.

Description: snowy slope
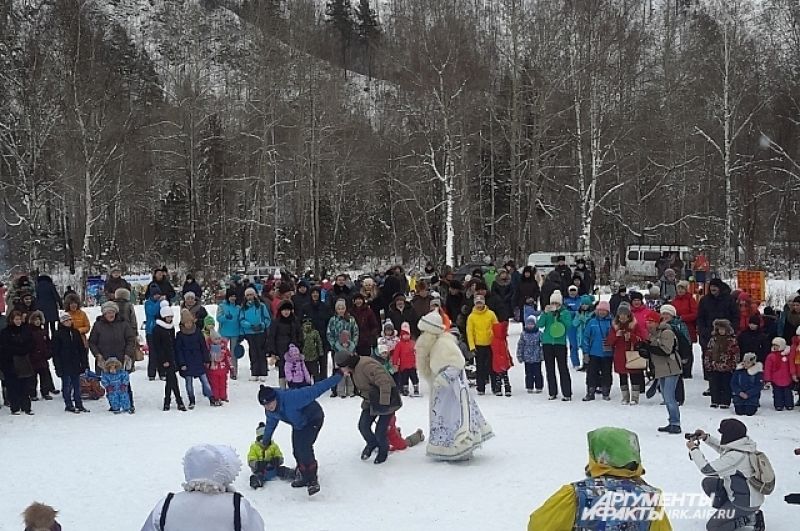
[[1, 311, 799, 530]]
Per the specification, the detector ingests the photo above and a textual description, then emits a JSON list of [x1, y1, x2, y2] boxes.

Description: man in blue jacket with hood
[[144, 286, 165, 380], [258, 370, 344, 496]]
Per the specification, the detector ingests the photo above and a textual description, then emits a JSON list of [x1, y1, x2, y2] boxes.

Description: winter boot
[[291, 465, 308, 488], [361, 445, 377, 461], [306, 462, 320, 496], [279, 378, 287, 390], [629, 388, 640, 405], [405, 428, 425, 447], [188, 399, 195, 410], [620, 385, 630, 405], [402, 385, 409, 397], [582, 387, 595, 401], [601, 387, 611, 401], [504, 384, 512, 397], [177, 401, 187, 412], [413, 385, 420, 397], [250, 474, 264, 489], [163, 399, 170, 411], [374, 448, 388, 464]]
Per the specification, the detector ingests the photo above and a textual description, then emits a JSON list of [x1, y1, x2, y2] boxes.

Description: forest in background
[[2, 0, 800, 277]]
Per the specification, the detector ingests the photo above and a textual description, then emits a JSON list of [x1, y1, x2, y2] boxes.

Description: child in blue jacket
[[517, 315, 544, 393], [258, 372, 343, 496], [101, 358, 131, 413], [581, 301, 613, 401], [730, 352, 763, 416]]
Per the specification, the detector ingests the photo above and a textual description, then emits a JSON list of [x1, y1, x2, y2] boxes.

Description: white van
[[526, 252, 581, 280], [623, 245, 692, 279]]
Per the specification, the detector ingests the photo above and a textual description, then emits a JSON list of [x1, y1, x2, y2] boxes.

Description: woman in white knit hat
[[416, 311, 493, 461]]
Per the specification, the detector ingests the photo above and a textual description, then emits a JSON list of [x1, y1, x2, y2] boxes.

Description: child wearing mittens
[[284, 343, 313, 389]]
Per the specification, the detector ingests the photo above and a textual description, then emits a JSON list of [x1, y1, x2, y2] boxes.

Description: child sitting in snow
[[101, 358, 131, 413], [284, 343, 312, 389], [517, 315, 544, 393], [730, 352, 763, 416], [387, 414, 425, 452], [391, 322, 419, 396], [206, 329, 232, 402], [490, 321, 513, 396], [334, 329, 356, 398], [248, 422, 293, 489]]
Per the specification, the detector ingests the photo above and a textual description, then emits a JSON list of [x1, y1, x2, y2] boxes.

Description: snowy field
[[1, 306, 800, 530]]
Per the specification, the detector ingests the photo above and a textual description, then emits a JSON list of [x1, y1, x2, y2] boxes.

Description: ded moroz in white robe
[[416, 315, 493, 461]]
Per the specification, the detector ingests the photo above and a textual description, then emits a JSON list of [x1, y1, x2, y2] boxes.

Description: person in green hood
[[528, 427, 672, 531]]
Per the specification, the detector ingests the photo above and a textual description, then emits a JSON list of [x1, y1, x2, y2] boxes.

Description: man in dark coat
[[292, 280, 312, 315], [103, 267, 131, 302], [697, 279, 739, 351], [540, 270, 563, 311], [515, 266, 541, 318], [300, 287, 333, 377], [386, 293, 419, 338], [554, 256, 573, 293], [329, 274, 352, 310], [181, 274, 202, 299], [35, 274, 62, 337], [490, 269, 514, 322], [574, 258, 595, 294], [609, 285, 630, 316], [148, 267, 176, 303]]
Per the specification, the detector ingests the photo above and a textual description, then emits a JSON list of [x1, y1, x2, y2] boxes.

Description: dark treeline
[[1, 0, 800, 276]]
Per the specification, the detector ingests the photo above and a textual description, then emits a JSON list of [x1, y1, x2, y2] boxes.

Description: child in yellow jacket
[[248, 422, 294, 488]]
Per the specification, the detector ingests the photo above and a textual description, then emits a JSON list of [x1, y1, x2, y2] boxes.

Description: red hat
[[644, 311, 660, 324]]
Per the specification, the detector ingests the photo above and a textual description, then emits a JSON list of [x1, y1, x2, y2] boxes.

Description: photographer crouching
[[686, 419, 768, 531]]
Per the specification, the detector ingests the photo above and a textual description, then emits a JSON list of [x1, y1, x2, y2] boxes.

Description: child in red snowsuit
[[391, 322, 420, 397], [386, 414, 425, 452], [206, 331, 232, 402], [490, 321, 513, 396], [764, 337, 797, 411]]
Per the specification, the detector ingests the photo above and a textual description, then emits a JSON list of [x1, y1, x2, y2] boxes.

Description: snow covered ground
[[1, 307, 799, 530]]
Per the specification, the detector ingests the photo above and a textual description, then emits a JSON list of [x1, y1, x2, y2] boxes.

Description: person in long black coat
[[515, 266, 541, 319], [0, 310, 35, 414], [539, 270, 562, 311], [181, 274, 202, 299], [266, 300, 302, 389], [35, 274, 62, 337], [300, 287, 332, 378], [148, 268, 176, 303], [52, 313, 90, 412], [609, 286, 630, 316], [490, 270, 514, 322]]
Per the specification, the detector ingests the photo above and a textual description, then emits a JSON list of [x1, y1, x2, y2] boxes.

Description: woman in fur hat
[[140, 444, 265, 530], [416, 310, 493, 461], [22, 501, 61, 531]]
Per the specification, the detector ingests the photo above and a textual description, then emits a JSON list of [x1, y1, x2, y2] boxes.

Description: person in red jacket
[[386, 414, 425, 452], [391, 322, 419, 396], [629, 292, 651, 341], [672, 281, 698, 343], [605, 303, 643, 405], [736, 292, 762, 333], [764, 337, 797, 411], [490, 321, 513, 396]]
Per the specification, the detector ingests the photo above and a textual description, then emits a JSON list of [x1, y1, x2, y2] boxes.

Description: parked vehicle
[[623, 245, 692, 279], [526, 252, 581, 280]]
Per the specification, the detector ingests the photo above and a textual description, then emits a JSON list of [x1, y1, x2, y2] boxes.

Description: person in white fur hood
[[140, 444, 265, 531], [416, 311, 493, 461]]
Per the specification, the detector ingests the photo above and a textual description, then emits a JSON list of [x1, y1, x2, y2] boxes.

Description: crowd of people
[[3, 259, 800, 530]]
